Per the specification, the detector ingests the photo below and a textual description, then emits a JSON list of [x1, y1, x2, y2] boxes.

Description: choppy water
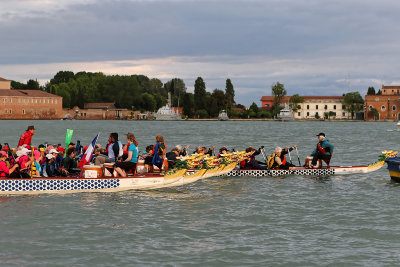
[[1, 120, 400, 266]]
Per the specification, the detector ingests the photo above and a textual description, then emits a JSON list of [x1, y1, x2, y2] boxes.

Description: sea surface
[[1, 120, 400, 266]]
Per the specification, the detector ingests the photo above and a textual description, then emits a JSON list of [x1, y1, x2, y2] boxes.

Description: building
[[365, 85, 400, 121], [0, 77, 63, 119], [260, 95, 350, 119], [62, 103, 129, 120]]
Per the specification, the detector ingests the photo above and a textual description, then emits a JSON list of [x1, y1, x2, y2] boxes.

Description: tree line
[[11, 71, 241, 118]]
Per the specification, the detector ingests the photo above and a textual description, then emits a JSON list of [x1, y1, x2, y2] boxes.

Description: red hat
[[83, 146, 88, 152], [3, 146, 9, 151], [57, 147, 65, 153]]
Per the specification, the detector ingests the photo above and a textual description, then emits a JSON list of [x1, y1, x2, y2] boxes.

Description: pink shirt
[[18, 155, 29, 170], [0, 161, 9, 177]]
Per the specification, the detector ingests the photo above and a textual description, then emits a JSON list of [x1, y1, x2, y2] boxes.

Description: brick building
[[0, 77, 63, 119], [62, 103, 130, 120], [365, 85, 400, 121], [260, 95, 350, 119]]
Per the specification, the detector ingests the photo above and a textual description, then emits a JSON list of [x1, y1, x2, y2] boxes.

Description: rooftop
[[260, 96, 344, 101], [84, 102, 116, 109], [0, 89, 62, 97], [0, 77, 10, 82]]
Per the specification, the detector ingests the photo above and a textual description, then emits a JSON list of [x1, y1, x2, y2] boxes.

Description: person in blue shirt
[[114, 132, 139, 177], [309, 132, 334, 168]]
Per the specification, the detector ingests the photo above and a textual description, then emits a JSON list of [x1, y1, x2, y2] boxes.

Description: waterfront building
[[364, 85, 400, 121], [260, 96, 350, 119], [0, 77, 63, 119], [62, 103, 129, 120]]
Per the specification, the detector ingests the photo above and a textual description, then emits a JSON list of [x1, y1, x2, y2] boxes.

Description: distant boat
[[218, 110, 229, 121], [397, 121, 400, 131], [153, 92, 181, 121], [277, 108, 294, 121]]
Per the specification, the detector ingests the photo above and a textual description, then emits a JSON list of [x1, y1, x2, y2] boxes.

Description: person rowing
[[240, 146, 268, 170], [308, 132, 334, 169], [267, 146, 296, 170]]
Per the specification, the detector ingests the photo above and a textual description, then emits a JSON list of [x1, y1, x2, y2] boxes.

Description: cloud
[[1, 0, 400, 104]]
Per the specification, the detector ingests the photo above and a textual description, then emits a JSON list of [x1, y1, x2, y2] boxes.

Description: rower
[[240, 147, 268, 170], [308, 132, 334, 169], [267, 147, 296, 170]]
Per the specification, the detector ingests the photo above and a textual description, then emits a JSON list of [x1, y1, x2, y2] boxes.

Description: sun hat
[[49, 149, 60, 154], [46, 154, 55, 160]]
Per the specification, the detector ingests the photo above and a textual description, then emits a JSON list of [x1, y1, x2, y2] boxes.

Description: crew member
[[152, 134, 167, 170], [240, 146, 268, 170], [114, 132, 139, 177], [95, 133, 122, 165], [268, 146, 296, 170], [0, 151, 19, 178], [309, 132, 334, 168], [17, 126, 35, 147]]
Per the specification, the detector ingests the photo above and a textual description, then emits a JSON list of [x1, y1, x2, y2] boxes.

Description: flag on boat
[[78, 134, 99, 169]]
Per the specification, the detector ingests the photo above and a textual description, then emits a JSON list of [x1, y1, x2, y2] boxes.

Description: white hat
[[46, 154, 55, 160], [16, 148, 31, 157], [49, 149, 59, 154]]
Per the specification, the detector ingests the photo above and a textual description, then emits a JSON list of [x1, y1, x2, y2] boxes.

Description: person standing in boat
[[114, 133, 139, 177], [152, 134, 167, 170], [17, 126, 35, 148], [309, 132, 334, 169], [0, 151, 19, 178], [95, 133, 122, 165]]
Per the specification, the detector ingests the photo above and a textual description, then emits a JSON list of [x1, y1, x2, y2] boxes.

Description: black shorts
[[115, 161, 137, 171]]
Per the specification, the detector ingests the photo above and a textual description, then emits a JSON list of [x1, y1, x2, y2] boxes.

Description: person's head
[[0, 151, 7, 160], [316, 132, 326, 141], [46, 153, 55, 162], [146, 145, 154, 153], [245, 146, 256, 153], [110, 133, 118, 142], [155, 134, 164, 143], [195, 146, 202, 153], [275, 146, 283, 156], [27, 125, 35, 134], [49, 148, 60, 157], [126, 132, 136, 143], [66, 147, 76, 158], [219, 147, 228, 154], [175, 145, 183, 152]]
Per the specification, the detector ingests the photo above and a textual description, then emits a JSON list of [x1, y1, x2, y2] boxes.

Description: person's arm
[[275, 156, 283, 166], [125, 151, 132, 162]]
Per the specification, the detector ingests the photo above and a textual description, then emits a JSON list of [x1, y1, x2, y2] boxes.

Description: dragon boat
[[223, 151, 394, 177], [0, 154, 238, 195]]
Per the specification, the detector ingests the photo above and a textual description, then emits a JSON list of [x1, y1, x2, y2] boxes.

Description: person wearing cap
[[0, 151, 19, 178], [114, 133, 139, 177], [41, 153, 58, 177], [17, 126, 35, 148], [309, 133, 334, 168], [15, 147, 32, 178]]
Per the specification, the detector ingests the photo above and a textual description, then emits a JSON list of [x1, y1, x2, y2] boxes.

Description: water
[[1, 120, 400, 266]]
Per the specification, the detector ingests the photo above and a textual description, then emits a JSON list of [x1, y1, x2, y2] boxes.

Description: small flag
[[78, 134, 99, 169], [65, 129, 74, 148]]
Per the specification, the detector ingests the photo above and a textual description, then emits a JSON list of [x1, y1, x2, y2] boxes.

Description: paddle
[[260, 146, 267, 163], [288, 148, 293, 165], [295, 147, 301, 166]]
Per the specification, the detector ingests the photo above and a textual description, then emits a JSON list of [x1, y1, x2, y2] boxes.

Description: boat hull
[[223, 161, 384, 177], [385, 157, 400, 182]]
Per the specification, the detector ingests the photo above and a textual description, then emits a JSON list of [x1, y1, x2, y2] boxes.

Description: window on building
[[264, 104, 270, 107], [47, 99, 50, 104], [307, 105, 309, 110], [9, 109, 12, 114], [393, 105, 397, 111], [298, 112, 300, 116], [324, 105, 327, 110], [307, 112, 309, 116], [35, 99, 37, 104], [18, 99, 21, 103], [5, 109, 7, 114], [342, 112, 345, 116], [342, 105, 346, 110], [31, 99, 33, 103], [381, 105, 386, 111], [55, 99, 57, 104], [22, 109, 25, 114], [334, 105, 336, 110], [10, 98, 12, 103], [51, 99, 54, 104], [392, 90, 394, 93], [316, 105, 319, 110], [384, 90, 386, 93]]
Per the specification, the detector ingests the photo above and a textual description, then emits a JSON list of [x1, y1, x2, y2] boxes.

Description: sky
[[1, 0, 400, 105]]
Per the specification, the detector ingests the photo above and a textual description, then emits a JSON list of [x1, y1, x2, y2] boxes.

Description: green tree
[[225, 78, 235, 109], [50, 71, 75, 85], [377, 89, 382, 95], [271, 82, 287, 116], [140, 93, 157, 111], [249, 102, 259, 113], [211, 89, 227, 114], [197, 109, 208, 119], [369, 107, 379, 120], [367, 87, 376, 95], [182, 92, 194, 117], [11, 81, 27, 89], [289, 94, 304, 112], [194, 77, 207, 111], [27, 79, 40, 90], [344, 92, 364, 119]]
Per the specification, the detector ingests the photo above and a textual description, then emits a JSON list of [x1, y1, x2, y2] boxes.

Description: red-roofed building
[[365, 85, 400, 121], [260, 95, 350, 119], [0, 77, 63, 119]]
